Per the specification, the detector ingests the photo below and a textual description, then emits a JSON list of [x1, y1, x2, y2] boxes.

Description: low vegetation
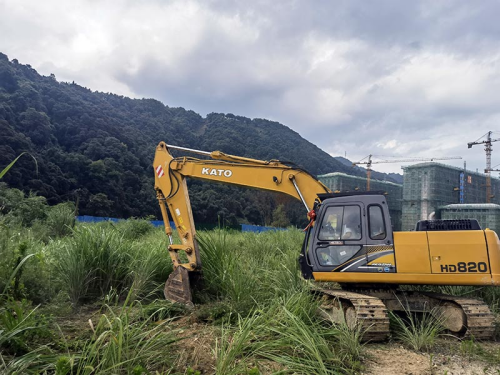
[[1, 189, 499, 373]]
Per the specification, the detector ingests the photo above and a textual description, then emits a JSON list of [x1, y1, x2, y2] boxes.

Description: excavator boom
[[153, 141, 329, 304]]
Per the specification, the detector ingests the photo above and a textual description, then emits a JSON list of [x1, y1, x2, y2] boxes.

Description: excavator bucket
[[164, 266, 194, 307]]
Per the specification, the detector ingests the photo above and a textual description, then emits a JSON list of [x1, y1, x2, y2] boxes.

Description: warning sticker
[[156, 165, 164, 178]]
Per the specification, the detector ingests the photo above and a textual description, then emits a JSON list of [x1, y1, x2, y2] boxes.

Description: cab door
[[310, 202, 367, 272]]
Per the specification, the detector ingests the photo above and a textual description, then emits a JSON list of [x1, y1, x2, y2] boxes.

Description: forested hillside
[[0, 53, 395, 225]]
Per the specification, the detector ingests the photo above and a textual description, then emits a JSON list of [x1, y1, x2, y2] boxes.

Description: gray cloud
[[1, 0, 500, 174]]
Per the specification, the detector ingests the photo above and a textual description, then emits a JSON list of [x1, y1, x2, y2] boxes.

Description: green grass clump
[[52, 225, 174, 305], [1, 296, 179, 374], [214, 291, 363, 374], [127, 230, 173, 300], [459, 338, 500, 365], [44, 202, 76, 238], [65, 299, 178, 374], [196, 228, 307, 316], [54, 225, 132, 305], [390, 305, 444, 352], [115, 217, 155, 240]]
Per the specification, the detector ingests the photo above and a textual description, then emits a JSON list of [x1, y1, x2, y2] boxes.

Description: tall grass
[[53, 225, 173, 305], [1, 295, 180, 374], [44, 202, 76, 238], [0, 241, 56, 375], [128, 230, 173, 300], [8, 220, 500, 373], [54, 225, 131, 305], [196, 228, 307, 316], [389, 300, 444, 352], [115, 217, 155, 240], [214, 291, 363, 374], [66, 297, 178, 374]]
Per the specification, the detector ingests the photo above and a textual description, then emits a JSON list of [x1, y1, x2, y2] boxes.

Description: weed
[[215, 313, 262, 375], [459, 338, 500, 365], [45, 202, 76, 238], [115, 217, 155, 240], [214, 291, 362, 374], [61, 293, 178, 374], [186, 367, 201, 375], [54, 225, 133, 305], [390, 306, 444, 351], [128, 231, 173, 300]]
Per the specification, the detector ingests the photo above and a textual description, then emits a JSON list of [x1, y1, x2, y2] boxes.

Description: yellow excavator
[[153, 141, 499, 341]]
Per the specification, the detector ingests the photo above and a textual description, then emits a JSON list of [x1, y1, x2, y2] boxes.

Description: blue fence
[[240, 224, 287, 233], [76, 216, 286, 233], [76, 215, 176, 229]]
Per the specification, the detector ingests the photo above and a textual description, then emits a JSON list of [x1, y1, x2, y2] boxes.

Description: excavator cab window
[[318, 206, 362, 241], [317, 245, 363, 266], [368, 205, 386, 240], [313, 204, 365, 269]]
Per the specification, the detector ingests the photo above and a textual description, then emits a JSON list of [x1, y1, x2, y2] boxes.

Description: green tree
[[271, 204, 290, 228]]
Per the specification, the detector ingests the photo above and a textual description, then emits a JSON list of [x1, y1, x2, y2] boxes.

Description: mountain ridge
[[0, 53, 400, 224]]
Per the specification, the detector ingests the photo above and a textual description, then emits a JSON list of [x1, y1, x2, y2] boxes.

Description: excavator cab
[[305, 192, 395, 274]]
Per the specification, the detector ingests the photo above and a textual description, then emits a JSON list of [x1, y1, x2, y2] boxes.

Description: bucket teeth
[[164, 267, 194, 308]]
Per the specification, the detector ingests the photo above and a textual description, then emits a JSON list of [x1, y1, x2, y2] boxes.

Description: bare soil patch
[[363, 342, 500, 375]]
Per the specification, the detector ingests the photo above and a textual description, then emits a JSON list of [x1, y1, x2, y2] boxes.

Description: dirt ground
[[171, 317, 500, 374], [55, 307, 500, 374], [363, 343, 500, 375]]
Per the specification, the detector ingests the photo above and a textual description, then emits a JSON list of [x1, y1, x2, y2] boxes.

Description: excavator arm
[[153, 141, 330, 305]]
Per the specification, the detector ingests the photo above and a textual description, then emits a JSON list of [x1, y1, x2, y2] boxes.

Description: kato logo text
[[201, 168, 233, 178]]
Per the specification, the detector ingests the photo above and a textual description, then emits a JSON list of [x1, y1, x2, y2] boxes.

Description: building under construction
[[401, 162, 500, 231], [318, 172, 403, 230]]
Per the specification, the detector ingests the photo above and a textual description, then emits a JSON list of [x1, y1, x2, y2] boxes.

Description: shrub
[[45, 202, 75, 238], [115, 217, 154, 240]]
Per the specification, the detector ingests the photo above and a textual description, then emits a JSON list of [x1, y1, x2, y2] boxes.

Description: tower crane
[[468, 131, 500, 203], [353, 155, 462, 191]]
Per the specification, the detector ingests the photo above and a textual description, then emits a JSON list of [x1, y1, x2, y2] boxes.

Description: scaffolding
[[318, 172, 403, 230], [401, 162, 500, 230]]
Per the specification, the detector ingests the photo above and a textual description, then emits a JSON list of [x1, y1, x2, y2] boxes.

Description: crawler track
[[315, 289, 495, 342], [317, 289, 390, 342], [424, 293, 495, 340]]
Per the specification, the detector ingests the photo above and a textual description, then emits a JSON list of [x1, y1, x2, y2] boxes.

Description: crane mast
[[468, 131, 500, 203]]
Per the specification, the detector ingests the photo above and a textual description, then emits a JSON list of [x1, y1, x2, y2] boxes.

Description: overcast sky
[[1, 0, 500, 174]]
